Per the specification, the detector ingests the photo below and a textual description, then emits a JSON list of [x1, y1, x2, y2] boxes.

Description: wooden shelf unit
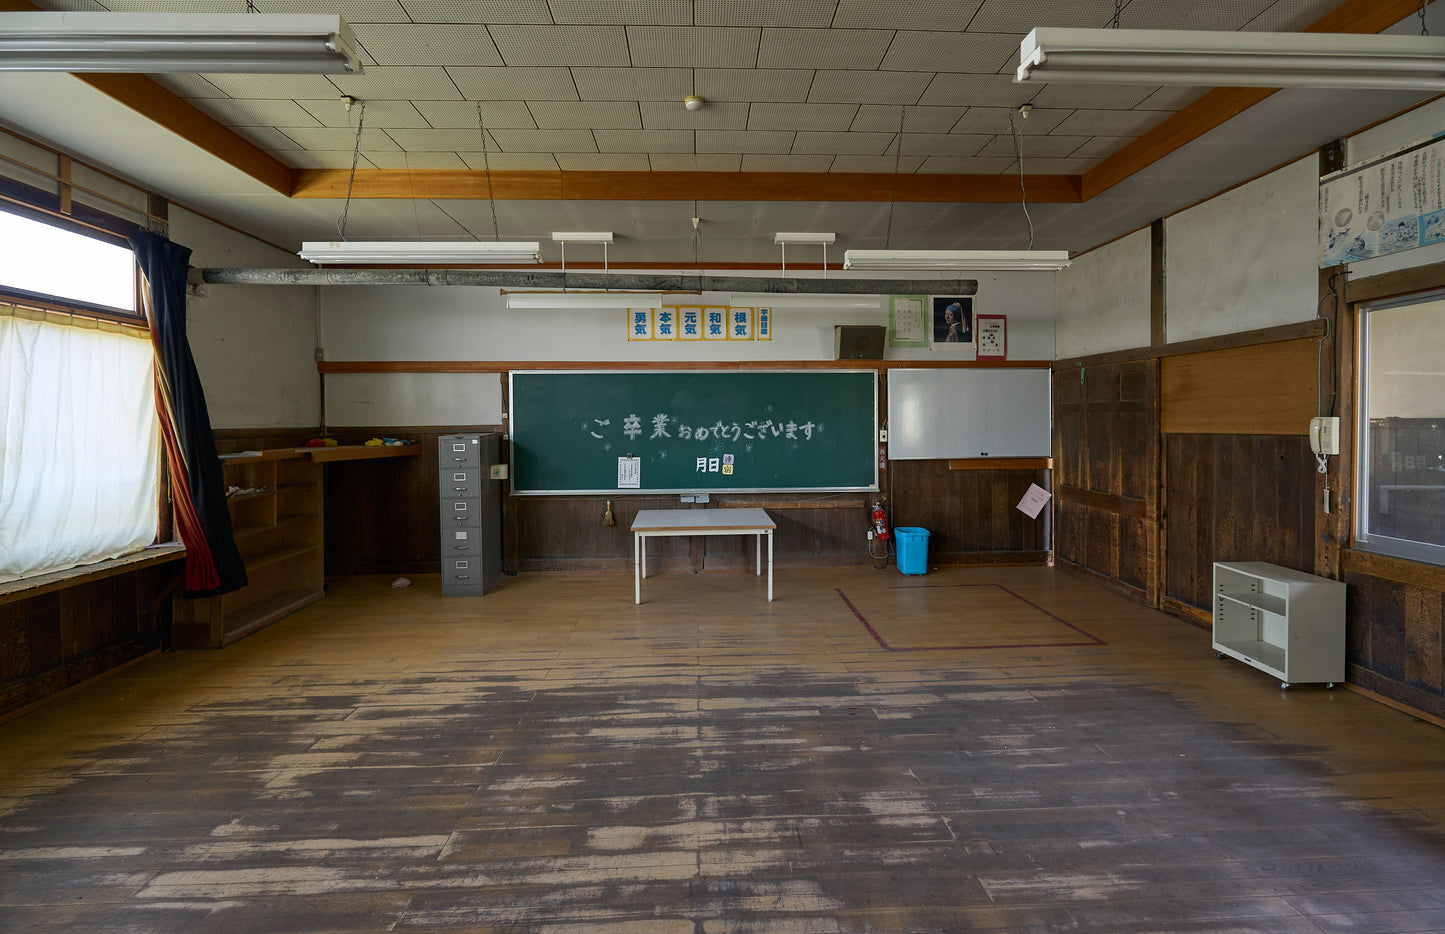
[[1212, 561, 1346, 689]]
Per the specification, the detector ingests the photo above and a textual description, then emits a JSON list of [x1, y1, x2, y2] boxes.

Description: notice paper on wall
[[1016, 483, 1051, 519], [618, 456, 641, 489]]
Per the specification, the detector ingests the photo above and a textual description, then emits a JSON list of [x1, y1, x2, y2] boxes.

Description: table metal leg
[[634, 532, 641, 604], [756, 532, 762, 576], [767, 530, 773, 601]]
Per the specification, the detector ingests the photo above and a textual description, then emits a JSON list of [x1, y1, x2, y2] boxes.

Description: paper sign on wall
[[618, 456, 641, 489], [1016, 483, 1051, 519]]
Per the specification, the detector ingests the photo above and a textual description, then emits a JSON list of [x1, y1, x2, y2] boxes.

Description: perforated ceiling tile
[[850, 104, 961, 133], [969, 0, 1127, 32], [999, 156, 1101, 173], [1026, 83, 1156, 110], [449, 67, 579, 101], [364, 151, 469, 169], [489, 25, 630, 67], [594, 129, 694, 153], [398, 0, 553, 23], [527, 101, 641, 130], [1136, 87, 1209, 111], [747, 102, 858, 132], [572, 67, 691, 102], [807, 70, 933, 105], [880, 30, 1022, 75], [918, 73, 1037, 108], [833, 0, 985, 29], [627, 27, 763, 68], [791, 131, 898, 155], [830, 154, 928, 173], [1107, 0, 1272, 30], [352, 24, 503, 68], [298, 99, 430, 129], [554, 153, 651, 170], [1244, 0, 1348, 31], [282, 126, 402, 151], [199, 74, 341, 101], [488, 128, 602, 152], [914, 155, 1019, 174], [951, 106, 1069, 136], [252, 0, 409, 21], [974, 133, 1090, 158], [1051, 109, 1171, 138], [696, 0, 839, 27], [330, 67, 465, 101], [241, 128, 306, 151], [693, 68, 814, 104], [757, 28, 894, 70], [696, 130, 796, 154], [151, 74, 228, 100], [1069, 136, 1134, 159], [550, 0, 691, 24], [412, 100, 537, 128], [456, 151, 561, 171], [741, 153, 836, 172], [385, 127, 506, 150], [200, 98, 322, 129], [640, 101, 748, 130], [649, 153, 743, 171], [894, 133, 994, 157]]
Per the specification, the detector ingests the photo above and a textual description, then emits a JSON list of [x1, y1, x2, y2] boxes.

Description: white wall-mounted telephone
[[1309, 416, 1340, 456]]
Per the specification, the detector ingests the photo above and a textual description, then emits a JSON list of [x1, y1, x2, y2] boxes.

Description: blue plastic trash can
[[894, 527, 930, 575]]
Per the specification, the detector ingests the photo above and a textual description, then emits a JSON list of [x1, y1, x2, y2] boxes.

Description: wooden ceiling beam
[[290, 169, 1084, 203]]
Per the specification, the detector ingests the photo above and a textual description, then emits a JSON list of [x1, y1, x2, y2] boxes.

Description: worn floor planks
[[3, 565, 1445, 932]]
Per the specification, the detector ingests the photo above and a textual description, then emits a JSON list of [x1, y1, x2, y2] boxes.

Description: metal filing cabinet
[[438, 433, 503, 596]]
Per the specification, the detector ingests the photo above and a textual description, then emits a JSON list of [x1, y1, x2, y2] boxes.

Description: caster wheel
[[1280, 682, 1291, 691]]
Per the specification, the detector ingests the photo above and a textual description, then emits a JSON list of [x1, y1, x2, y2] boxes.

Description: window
[[1355, 291, 1445, 566], [0, 209, 158, 584], [0, 209, 137, 316]]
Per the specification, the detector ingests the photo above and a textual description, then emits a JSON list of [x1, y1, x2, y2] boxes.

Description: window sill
[[0, 543, 187, 607]]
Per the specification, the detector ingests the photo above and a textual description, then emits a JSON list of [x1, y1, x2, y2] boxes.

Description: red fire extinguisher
[[871, 497, 890, 541]]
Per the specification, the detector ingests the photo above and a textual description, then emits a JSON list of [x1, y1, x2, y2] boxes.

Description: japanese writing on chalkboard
[[581, 414, 822, 444]]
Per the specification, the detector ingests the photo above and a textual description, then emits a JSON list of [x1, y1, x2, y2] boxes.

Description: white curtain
[[0, 304, 159, 583]]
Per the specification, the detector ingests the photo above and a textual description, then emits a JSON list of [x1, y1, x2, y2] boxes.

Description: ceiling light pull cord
[[336, 99, 366, 241], [1009, 109, 1036, 250], [884, 108, 904, 250], [477, 103, 500, 242]]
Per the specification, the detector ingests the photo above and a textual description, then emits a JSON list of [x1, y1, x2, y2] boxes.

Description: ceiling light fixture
[[774, 232, 836, 278], [842, 250, 1071, 271], [684, 95, 704, 111], [0, 12, 362, 74], [1015, 28, 1445, 90], [298, 241, 541, 265]]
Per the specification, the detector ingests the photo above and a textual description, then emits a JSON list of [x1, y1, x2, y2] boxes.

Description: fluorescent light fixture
[[1015, 28, 1445, 90], [732, 293, 880, 310], [773, 232, 836, 245], [506, 291, 662, 309], [0, 12, 362, 74], [842, 250, 1071, 271], [551, 232, 614, 243], [299, 241, 541, 265]]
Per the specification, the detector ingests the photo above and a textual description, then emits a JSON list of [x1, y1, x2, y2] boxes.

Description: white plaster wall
[[1165, 156, 1319, 343], [318, 272, 1056, 426], [1054, 228, 1151, 359], [171, 208, 318, 429]]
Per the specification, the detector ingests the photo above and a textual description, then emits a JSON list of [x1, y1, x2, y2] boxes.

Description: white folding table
[[630, 508, 775, 605]]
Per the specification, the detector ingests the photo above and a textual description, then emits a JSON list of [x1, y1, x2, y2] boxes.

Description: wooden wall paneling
[[1317, 269, 1352, 582], [1407, 588, 1445, 692], [1160, 339, 1318, 435]]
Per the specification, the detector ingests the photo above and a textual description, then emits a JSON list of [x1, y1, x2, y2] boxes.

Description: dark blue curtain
[[130, 231, 247, 597]]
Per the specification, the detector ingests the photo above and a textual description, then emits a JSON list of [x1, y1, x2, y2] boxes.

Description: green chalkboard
[[508, 370, 878, 494]]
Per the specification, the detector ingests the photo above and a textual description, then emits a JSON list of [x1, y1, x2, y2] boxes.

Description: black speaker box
[[833, 325, 886, 360]]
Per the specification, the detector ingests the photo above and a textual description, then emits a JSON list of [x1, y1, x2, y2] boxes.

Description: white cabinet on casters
[[1212, 561, 1345, 690]]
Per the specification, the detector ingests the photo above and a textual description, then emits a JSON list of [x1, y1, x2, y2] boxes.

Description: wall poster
[[1320, 135, 1445, 266]]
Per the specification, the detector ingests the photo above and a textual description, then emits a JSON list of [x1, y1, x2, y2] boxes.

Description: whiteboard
[[887, 368, 1051, 460]]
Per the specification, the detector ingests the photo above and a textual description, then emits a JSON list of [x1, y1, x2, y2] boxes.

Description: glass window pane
[[0, 210, 135, 312], [1358, 295, 1445, 564]]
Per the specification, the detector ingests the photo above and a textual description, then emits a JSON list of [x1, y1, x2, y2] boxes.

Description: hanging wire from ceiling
[[1008, 108, 1036, 250], [477, 103, 501, 242], [336, 98, 366, 241], [884, 107, 904, 250], [1110, 0, 1125, 28], [1420, 0, 1430, 36]]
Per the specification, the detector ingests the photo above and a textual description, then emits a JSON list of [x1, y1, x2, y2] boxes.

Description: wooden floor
[[4, 565, 1445, 933]]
